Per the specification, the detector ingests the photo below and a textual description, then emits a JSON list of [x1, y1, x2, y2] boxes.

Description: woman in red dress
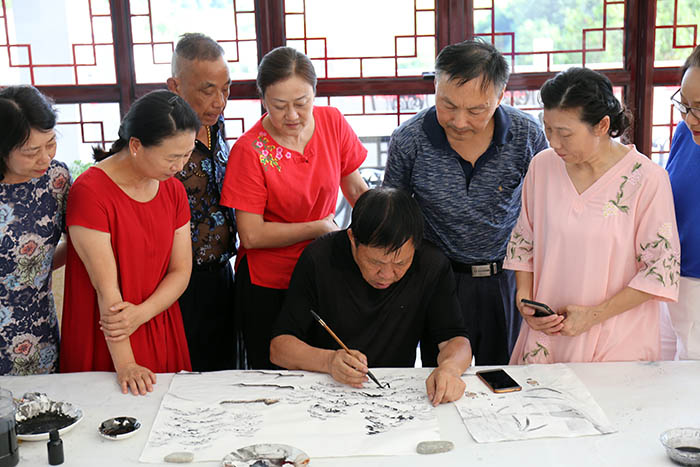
[[60, 90, 198, 395]]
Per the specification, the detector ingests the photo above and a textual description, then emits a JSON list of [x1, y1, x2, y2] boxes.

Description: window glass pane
[[502, 86, 622, 143], [0, 0, 115, 85], [475, 0, 625, 73], [285, 0, 436, 78], [651, 86, 682, 167], [53, 100, 260, 180], [54, 103, 121, 179], [654, 0, 699, 67], [314, 94, 435, 168], [222, 99, 262, 142], [130, 0, 258, 84]]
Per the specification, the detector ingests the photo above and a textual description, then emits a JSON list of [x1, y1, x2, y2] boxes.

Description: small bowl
[[660, 427, 700, 465], [98, 417, 141, 440]]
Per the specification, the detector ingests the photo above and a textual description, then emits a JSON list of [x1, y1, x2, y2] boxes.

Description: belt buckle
[[471, 264, 492, 277]]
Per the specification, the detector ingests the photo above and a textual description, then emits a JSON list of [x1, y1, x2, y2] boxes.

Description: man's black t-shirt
[[272, 231, 469, 367]]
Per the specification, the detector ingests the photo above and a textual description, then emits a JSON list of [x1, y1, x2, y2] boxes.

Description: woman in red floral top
[[221, 47, 369, 369]]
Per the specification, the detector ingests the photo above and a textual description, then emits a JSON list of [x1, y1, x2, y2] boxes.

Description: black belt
[[450, 259, 503, 277]]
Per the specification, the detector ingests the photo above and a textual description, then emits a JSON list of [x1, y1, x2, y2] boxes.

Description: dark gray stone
[[416, 440, 454, 454]]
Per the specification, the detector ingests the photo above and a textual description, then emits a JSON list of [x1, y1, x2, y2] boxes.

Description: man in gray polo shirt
[[383, 39, 547, 365]]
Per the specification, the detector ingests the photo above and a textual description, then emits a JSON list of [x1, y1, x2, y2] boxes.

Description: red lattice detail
[[503, 90, 542, 113], [650, 86, 681, 166], [0, 0, 114, 85], [315, 95, 431, 127], [285, 0, 436, 78], [653, 0, 698, 65], [474, 0, 625, 71], [130, 0, 256, 68], [57, 104, 113, 147], [223, 116, 246, 142], [221, 99, 262, 142]]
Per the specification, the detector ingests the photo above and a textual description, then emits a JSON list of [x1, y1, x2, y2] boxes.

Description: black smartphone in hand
[[521, 299, 555, 318], [476, 369, 522, 393]]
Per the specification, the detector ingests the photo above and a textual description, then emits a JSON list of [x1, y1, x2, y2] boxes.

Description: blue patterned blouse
[[0, 159, 71, 374]]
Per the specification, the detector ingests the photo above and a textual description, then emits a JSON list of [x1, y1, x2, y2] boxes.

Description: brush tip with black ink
[[309, 308, 385, 389]]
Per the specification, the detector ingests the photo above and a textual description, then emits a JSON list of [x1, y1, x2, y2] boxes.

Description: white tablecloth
[[1, 361, 698, 466]]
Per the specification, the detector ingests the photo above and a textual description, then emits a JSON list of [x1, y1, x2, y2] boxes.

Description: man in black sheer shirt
[[167, 33, 240, 370]]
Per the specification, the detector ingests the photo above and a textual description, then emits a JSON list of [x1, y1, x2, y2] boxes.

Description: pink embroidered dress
[[505, 147, 680, 364]]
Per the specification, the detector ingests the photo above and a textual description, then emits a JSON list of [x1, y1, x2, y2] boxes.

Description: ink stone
[[416, 440, 454, 454], [164, 451, 194, 463]]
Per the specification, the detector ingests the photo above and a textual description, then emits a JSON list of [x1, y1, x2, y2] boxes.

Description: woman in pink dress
[[505, 68, 680, 364]]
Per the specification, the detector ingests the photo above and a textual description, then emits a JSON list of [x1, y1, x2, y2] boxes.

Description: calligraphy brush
[[309, 309, 385, 389]]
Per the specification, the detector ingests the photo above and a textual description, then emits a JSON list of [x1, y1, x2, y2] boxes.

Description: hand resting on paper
[[426, 364, 465, 406], [425, 336, 471, 406], [116, 361, 157, 396]]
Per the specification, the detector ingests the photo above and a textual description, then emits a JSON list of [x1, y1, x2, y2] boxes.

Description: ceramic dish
[[221, 443, 310, 467], [15, 393, 83, 441], [660, 427, 700, 466], [98, 416, 141, 440]]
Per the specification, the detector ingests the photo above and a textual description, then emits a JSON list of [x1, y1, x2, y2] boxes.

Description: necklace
[[184, 126, 211, 179], [188, 157, 208, 179]]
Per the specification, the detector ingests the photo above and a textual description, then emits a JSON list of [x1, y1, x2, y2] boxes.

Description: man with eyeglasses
[[666, 44, 700, 360]]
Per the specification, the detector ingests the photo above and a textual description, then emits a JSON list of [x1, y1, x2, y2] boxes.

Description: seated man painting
[[270, 188, 472, 406]]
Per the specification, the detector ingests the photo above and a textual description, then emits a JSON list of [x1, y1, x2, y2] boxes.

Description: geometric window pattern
[[0, 0, 116, 85], [54, 102, 121, 173], [654, 0, 699, 67], [222, 99, 262, 143], [284, 0, 436, 78], [650, 85, 683, 167], [501, 87, 623, 125], [314, 93, 435, 167], [129, 0, 258, 83], [53, 100, 264, 167], [474, 0, 625, 72]]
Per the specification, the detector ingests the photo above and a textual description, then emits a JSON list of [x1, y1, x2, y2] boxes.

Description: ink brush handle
[[309, 309, 384, 389]]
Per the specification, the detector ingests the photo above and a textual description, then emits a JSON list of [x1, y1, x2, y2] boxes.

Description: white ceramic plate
[[221, 443, 310, 467], [98, 416, 142, 440], [16, 411, 83, 441]]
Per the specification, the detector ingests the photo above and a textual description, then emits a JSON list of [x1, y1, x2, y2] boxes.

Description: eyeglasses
[[671, 89, 700, 120]]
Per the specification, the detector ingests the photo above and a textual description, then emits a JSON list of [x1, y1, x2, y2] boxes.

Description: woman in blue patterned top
[[0, 85, 71, 374]]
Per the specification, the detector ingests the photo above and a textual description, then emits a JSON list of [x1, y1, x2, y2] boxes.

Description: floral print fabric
[[0, 160, 70, 374], [253, 132, 293, 172], [175, 118, 236, 266]]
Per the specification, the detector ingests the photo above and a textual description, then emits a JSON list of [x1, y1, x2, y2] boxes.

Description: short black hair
[[350, 188, 424, 253], [540, 67, 631, 138], [172, 32, 225, 77], [435, 39, 510, 92], [0, 85, 57, 181], [682, 45, 700, 80], [93, 90, 200, 161]]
